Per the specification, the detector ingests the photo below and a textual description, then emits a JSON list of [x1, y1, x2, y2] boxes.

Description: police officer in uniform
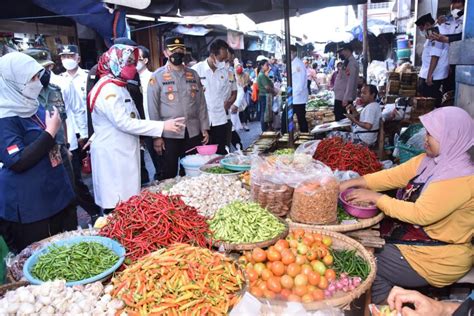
[[148, 37, 210, 180]]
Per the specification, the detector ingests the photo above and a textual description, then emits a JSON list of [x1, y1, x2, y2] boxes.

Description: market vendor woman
[[340, 106, 473, 304], [0, 52, 77, 252]]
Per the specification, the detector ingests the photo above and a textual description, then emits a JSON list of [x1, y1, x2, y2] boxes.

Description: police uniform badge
[[168, 93, 175, 101], [130, 112, 137, 118], [149, 78, 156, 85]]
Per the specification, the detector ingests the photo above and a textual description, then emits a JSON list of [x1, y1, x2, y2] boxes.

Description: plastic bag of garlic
[[165, 174, 250, 217]]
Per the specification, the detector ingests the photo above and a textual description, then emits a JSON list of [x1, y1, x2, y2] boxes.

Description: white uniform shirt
[[139, 68, 153, 120], [50, 72, 87, 151], [352, 102, 382, 145], [89, 78, 164, 208], [192, 60, 237, 127], [61, 68, 89, 132], [291, 57, 308, 105], [419, 24, 450, 80]]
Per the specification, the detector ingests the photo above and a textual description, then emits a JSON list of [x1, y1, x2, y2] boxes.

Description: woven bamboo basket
[[210, 217, 289, 251], [258, 228, 377, 311], [286, 212, 384, 233]]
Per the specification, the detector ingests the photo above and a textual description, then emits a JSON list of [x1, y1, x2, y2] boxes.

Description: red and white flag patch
[[7, 145, 19, 155]]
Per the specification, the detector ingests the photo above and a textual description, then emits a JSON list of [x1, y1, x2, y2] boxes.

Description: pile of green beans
[[31, 242, 119, 282], [206, 166, 235, 174], [332, 249, 370, 280], [208, 202, 286, 243]]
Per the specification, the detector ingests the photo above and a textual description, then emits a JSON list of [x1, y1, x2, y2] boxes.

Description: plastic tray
[[220, 158, 251, 171], [23, 236, 125, 286]]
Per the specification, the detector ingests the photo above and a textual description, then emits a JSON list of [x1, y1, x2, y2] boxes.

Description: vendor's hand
[[45, 107, 61, 137], [201, 130, 209, 144], [231, 105, 239, 114], [345, 188, 382, 205], [387, 286, 445, 316], [163, 117, 185, 134], [344, 113, 356, 123], [426, 76, 433, 86], [153, 138, 165, 155]]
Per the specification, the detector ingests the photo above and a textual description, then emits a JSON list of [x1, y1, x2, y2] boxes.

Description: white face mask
[[136, 61, 146, 72], [451, 8, 463, 19], [22, 79, 43, 100], [62, 58, 78, 71], [214, 58, 226, 69]]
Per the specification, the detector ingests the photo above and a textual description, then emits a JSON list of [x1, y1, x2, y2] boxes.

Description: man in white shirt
[[415, 14, 449, 106], [346, 85, 382, 146], [290, 45, 309, 133], [193, 39, 237, 155]]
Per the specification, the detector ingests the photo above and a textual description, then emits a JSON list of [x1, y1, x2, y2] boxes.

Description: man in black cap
[[148, 37, 210, 180], [333, 43, 359, 121]]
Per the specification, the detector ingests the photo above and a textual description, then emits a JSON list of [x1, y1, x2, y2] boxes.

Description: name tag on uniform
[[163, 81, 175, 85], [186, 79, 197, 84]]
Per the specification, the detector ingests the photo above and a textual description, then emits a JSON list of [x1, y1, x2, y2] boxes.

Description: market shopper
[[290, 45, 309, 133], [88, 44, 186, 211], [340, 106, 474, 304], [193, 39, 236, 154], [0, 52, 76, 252], [329, 62, 343, 90], [148, 37, 209, 180], [333, 44, 359, 121], [256, 59, 275, 132], [236, 64, 251, 131], [415, 13, 450, 105]]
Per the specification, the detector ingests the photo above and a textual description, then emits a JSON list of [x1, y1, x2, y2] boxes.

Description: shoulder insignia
[[185, 72, 194, 80], [149, 78, 156, 86], [163, 72, 172, 81], [105, 94, 117, 100]]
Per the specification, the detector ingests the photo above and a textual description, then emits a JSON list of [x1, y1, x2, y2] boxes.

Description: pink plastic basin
[[339, 189, 379, 219], [196, 145, 218, 155]]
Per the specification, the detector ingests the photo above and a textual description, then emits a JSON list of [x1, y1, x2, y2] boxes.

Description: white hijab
[[0, 52, 44, 119]]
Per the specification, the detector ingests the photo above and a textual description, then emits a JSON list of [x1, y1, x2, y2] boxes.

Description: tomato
[[325, 269, 336, 282], [297, 243, 309, 255], [280, 288, 292, 300], [306, 250, 317, 261], [319, 246, 328, 259], [258, 280, 268, 292], [312, 288, 325, 301], [266, 261, 273, 270], [322, 254, 334, 266], [288, 294, 301, 302], [274, 239, 289, 252], [267, 276, 282, 293], [286, 232, 295, 240], [301, 293, 314, 303], [267, 247, 282, 262], [294, 274, 308, 287], [281, 249, 296, 265], [322, 236, 332, 247], [263, 289, 276, 299], [306, 284, 317, 294], [250, 286, 263, 298], [293, 285, 308, 297], [293, 229, 305, 239], [312, 260, 327, 276], [271, 261, 285, 277], [302, 237, 313, 246], [301, 264, 313, 276], [295, 255, 306, 266], [289, 239, 299, 249], [286, 263, 301, 278], [261, 269, 273, 281], [313, 233, 323, 242], [238, 255, 248, 265], [252, 248, 267, 263], [254, 262, 266, 276], [290, 247, 298, 256], [307, 271, 321, 286], [280, 275, 294, 289], [247, 268, 258, 282], [318, 276, 328, 290], [245, 251, 253, 263]]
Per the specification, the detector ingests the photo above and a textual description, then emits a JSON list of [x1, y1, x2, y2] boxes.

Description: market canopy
[[347, 19, 396, 40]]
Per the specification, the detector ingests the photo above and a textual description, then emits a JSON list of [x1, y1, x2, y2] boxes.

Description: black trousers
[[0, 204, 77, 253], [210, 123, 229, 155], [144, 136, 162, 181], [419, 78, 443, 107], [140, 148, 149, 185], [334, 99, 349, 122], [239, 109, 249, 125], [161, 131, 203, 180], [70, 149, 101, 217], [372, 244, 429, 304], [293, 104, 309, 133], [307, 80, 312, 95], [231, 131, 243, 150]]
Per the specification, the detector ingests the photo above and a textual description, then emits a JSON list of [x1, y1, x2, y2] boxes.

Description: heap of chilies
[[313, 137, 382, 176], [99, 191, 210, 262]]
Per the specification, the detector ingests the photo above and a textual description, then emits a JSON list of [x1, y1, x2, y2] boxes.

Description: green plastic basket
[[386, 123, 425, 163]]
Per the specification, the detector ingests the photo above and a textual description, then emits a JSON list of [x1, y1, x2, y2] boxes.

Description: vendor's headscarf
[[96, 44, 138, 86], [417, 107, 474, 189], [0, 52, 44, 118]]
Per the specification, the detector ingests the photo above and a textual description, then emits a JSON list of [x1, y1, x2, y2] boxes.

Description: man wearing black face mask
[[148, 37, 210, 180], [333, 44, 359, 121]]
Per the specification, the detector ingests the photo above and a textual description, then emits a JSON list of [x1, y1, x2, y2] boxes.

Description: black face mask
[[40, 69, 51, 88], [339, 54, 346, 61], [169, 52, 184, 66]]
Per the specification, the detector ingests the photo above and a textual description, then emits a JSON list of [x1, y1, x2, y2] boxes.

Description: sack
[[82, 153, 92, 174], [251, 82, 259, 103]]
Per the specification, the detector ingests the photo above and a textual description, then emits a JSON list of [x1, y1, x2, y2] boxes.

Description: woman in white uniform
[[88, 44, 184, 211]]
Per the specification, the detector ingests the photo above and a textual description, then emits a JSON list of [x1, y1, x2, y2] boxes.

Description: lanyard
[[31, 114, 46, 130]]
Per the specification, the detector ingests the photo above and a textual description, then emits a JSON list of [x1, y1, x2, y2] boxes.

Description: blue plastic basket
[[23, 236, 125, 286], [220, 157, 251, 171]]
